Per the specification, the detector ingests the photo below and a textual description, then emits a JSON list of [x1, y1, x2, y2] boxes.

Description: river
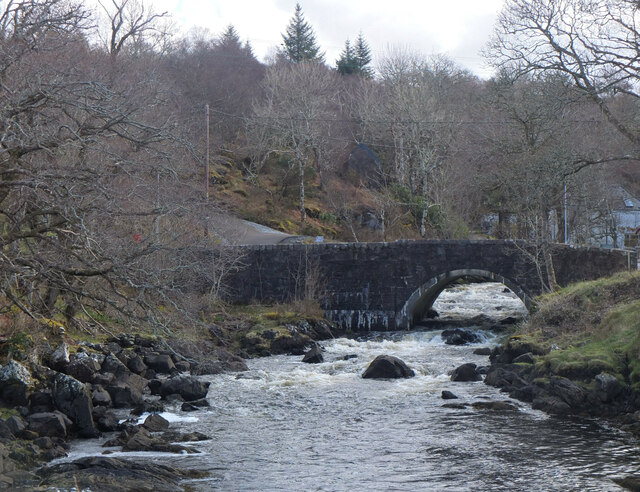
[[62, 283, 640, 491]]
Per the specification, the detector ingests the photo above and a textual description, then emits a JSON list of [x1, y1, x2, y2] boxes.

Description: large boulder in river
[[52, 373, 98, 437], [0, 360, 33, 406], [362, 355, 415, 379], [450, 363, 482, 382], [441, 328, 480, 346], [156, 375, 210, 401], [302, 345, 323, 364]]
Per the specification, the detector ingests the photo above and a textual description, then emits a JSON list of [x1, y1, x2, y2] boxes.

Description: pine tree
[[218, 24, 254, 58], [280, 3, 324, 63], [336, 39, 356, 75], [354, 32, 373, 78], [337, 32, 373, 77], [219, 25, 241, 49]]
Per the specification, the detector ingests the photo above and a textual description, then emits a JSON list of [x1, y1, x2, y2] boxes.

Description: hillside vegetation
[[517, 272, 640, 389]]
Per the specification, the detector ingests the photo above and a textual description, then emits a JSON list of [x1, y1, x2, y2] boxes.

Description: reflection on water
[[63, 284, 639, 491]]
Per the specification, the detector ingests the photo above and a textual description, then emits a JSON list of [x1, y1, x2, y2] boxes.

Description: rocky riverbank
[[0, 315, 336, 490], [477, 271, 640, 437]]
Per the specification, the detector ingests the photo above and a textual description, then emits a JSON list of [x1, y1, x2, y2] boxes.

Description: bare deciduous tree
[[248, 63, 340, 224]]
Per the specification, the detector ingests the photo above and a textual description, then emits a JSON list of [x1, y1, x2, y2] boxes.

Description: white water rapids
[[58, 283, 640, 491]]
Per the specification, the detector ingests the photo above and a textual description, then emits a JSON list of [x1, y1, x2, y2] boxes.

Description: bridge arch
[[397, 269, 532, 330]]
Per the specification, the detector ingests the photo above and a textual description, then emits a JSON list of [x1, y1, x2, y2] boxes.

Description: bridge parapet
[[223, 240, 636, 331]]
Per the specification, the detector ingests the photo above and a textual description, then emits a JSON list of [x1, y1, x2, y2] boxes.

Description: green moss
[[0, 407, 19, 419], [520, 278, 640, 387]]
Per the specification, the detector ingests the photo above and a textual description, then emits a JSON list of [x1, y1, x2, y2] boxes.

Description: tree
[[336, 39, 355, 75], [487, 0, 640, 155], [359, 50, 469, 238], [98, 0, 169, 57], [336, 33, 373, 78], [248, 63, 339, 223], [0, 0, 238, 335], [279, 3, 324, 63]]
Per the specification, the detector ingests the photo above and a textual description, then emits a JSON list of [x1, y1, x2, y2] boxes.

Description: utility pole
[[205, 104, 210, 237]]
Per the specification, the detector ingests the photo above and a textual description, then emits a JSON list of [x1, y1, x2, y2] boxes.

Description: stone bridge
[[224, 240, 636, 331]]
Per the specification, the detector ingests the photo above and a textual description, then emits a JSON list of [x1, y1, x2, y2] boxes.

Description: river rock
[[101, 354, 129, 375], [594, 373, 625, 403], [106, 372, 147, 408], [473, 347, 492, 356], [441, 328, 480, 346], [52, 372, 98, 438], [29, 390, 55, 413], [0, 360, 33, 406], [47, 342, 70, 371], [91, 386, 112, 407], [156, 375, 210, 401], [548, 376, 588, 409], [362, 355, 415, 379], [144, 354, 175, 374], [302, 345, 323, 364], [5, 416, 26, 437], [531, 396, 572, 415], [66, 353, 102, 383], [28, 412, 68, 438], [37, 456, 207, 492], [127, 355, 147, 375], [142, 414, 169, 433], [471, 400, 519, 412], [441, 390, 458, 400], [450, 363, 482, 382], [490, 338, 549, 364], [512, 353, 535, 364], [93, 407, 120, 432], [174, 360, 190, 373], [613, 476, 640, 491], [0, 420, 13, 440]]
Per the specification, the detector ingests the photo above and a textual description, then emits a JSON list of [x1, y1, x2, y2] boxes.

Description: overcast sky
[[142, 0, 506, 77]]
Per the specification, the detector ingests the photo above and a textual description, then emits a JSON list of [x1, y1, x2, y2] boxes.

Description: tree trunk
[[298, 159, 306, 224]]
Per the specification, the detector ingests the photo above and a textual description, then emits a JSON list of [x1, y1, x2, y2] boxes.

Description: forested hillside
[[1, 0, 639, 339]]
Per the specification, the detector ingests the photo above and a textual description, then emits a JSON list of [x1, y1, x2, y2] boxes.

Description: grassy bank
[[515, 271, 640, 389]]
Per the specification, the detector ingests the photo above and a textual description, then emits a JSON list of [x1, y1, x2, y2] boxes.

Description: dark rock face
[[142, 414, 169, 433], [450, 363, 482, 382], [362, 355, 415, 379], [37, 456, 206, 492], [91, 386, 113, 407], [441, 329, 480, 346], [441, 390, 458, 400], [127, 356, 147, 375], [101, 355, 129, 375], [66, 354, 102, 383], [302, 345, 323, 364], [0, 360, 33, 406], [52, 373, 98, 438], [47, 343, 70, 372], [156, 376, 210, 401], [144, 354, 176, 374], [30, 390, 55, 414], [28, 412, 68, 438], [594, 373, 624, 403], [5, 416, 26, 437], [106, 372, 147, 408]]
